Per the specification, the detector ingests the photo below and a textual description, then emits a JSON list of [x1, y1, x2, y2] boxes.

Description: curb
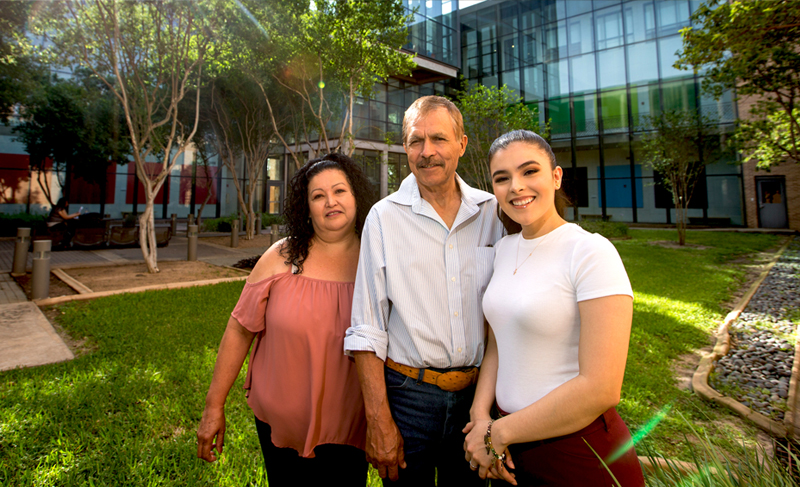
[[34, 275, 249, 307], [692, 237, 794, 437]]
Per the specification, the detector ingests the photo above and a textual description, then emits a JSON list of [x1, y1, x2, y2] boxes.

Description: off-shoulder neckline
[[245, 269, 355, 286]]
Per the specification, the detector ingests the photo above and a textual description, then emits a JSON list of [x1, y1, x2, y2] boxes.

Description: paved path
[[0, 232, 271, 372]]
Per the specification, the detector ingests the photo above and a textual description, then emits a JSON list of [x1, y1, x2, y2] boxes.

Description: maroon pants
[[493, 408, 645, 487]]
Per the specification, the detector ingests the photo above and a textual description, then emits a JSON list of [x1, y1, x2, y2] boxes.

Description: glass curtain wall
[[457, 0, 742, 225]]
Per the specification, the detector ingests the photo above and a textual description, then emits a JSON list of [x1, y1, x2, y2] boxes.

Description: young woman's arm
[[463, 295, 633, 468]]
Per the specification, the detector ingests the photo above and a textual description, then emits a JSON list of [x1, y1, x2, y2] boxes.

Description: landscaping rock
[[710, 237, 800, 422]]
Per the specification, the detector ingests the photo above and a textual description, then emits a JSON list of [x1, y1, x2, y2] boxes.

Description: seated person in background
[[47, 197, 81, 245]]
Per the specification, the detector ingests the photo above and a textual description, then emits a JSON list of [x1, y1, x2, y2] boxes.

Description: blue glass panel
[[574, 94, 598, 137], [502, 69, 521, 98], [523, 65, 545, 101], [568, 13, 593, 56], [546, 58, 570, 97], [656, 0, 691, 35], [598, 165, 643, 208], [521, 27, 543, 65], [624, 1, 656, 43], [598, 47, 626, 89], [570, 52, 597, 94], [544, 20, 568, 61], [658, 35, 690, 81], [595, 7, 623, 49], [594, 0, 621, 8], [700, 89, 736, 123], [566, 0, 592, 18], [626, 41, 658, 86]]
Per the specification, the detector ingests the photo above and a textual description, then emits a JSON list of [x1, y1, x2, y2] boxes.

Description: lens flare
[[234, 0, 269, 38], [606, 404, 672, 464], [318, 81, 326, 89]]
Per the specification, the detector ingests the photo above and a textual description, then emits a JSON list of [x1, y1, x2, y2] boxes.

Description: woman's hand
[[196, 405, 226, 462], [463, 419, 517, 485]]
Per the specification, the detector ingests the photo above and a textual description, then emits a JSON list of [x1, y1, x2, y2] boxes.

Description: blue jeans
[[383, 367, 486, 487]]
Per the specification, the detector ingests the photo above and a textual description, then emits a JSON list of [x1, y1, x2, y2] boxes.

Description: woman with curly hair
[[197, 153, 375, 486]]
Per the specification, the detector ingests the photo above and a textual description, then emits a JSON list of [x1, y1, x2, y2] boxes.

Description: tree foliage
[[677, 0, 800, 168], [13, 70, 129, 204], [640, 109, 726, 245], [0, 0, 45, 121], [453, 80, 545, 192]]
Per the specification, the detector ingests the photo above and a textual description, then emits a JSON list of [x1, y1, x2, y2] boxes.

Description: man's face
[[403, 108, 467, 194]]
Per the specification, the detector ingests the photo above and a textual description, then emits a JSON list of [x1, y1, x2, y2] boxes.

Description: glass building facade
[[357, 0, 743, 225], [0, 0, 744, 225]]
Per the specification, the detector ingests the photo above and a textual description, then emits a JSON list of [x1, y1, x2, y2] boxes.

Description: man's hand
[[196, 406, 226, 462], [365, 412, 406, 480]]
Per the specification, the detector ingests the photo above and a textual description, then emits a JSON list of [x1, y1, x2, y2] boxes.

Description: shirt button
[[458, 347, 462, 353], [449, 244, 453, 249], [451, 276, 456, 282], [454, 311, 459, 317]]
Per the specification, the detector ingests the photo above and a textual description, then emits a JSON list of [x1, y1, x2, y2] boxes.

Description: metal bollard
[[187, 224, 198, 261], [170, 213, 177, 236], [231, 220, 239, 248], [12, 227, 30, 276], [271, 224, 280, 246], [255, 214, 262, 235], [187, 214, 195, 236], [31, 240, 51, 300]]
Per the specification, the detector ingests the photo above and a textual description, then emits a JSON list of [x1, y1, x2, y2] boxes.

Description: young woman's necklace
[[514, 231, 550, 275]]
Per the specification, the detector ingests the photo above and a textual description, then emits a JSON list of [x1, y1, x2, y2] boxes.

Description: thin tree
[[43, 0, 210, 272], [640, 109, 725, 245], [453, 80, 546, 192]]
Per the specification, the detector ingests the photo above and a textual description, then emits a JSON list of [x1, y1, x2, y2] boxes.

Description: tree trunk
[[138, 199, 159, 273], [675, 199, 687, 246]]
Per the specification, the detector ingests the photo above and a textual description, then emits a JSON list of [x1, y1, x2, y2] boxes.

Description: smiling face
[[490, 141, 564, 238], [307, 168, 357, 237], [403, 107, 468, 197]]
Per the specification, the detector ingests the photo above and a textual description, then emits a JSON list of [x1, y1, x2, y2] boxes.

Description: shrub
[[261, 213, 285, 227], [578, 221, 629, 239], [0, 212, 47, 237]]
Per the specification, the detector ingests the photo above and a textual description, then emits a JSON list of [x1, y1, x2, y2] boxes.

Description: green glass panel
[[600, 89, 628, 132], [661, 79, 696, 112], [549, 97, 571, 137], [574, 94, 597, 136], [630, 84, 660, 130]]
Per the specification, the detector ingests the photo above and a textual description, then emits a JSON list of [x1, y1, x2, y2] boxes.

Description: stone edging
[[692, 238, 794, 437], [34, 275, 249, 307]]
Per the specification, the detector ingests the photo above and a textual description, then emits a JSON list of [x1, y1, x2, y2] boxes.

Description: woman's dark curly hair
[[281, 152, 375, 274]]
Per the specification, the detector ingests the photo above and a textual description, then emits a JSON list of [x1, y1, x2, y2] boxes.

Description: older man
[[344, 96, 504, 486]]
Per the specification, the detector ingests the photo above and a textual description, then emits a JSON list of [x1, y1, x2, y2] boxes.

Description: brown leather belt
[[385, 357, 479, 392]]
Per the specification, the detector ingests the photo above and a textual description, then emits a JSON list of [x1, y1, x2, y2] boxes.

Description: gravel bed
[[710, 236, 800, 421]]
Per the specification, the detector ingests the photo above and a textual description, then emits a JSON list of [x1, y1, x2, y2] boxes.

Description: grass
[[0, 229, 789, 485]]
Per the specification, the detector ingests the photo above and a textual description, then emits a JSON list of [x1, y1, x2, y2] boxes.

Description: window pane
[[523, 65, 545, 101], [600, 89, 628, 133], [656, 0, 691, 35], [546, 58, 570, 98], [501, 34, 519, 71], [502, 69, 521, 98], [658, 35, 690, 81], [595, 7, 623, 49], [544, 20, 568, 62], [549, 97, 571, 138], [624, 0, 656, 44], [570, 52, 597, 94], [630, 84, 660, 130], [627, 41, 658, 85], [700, 88, 736, 123], [521, 26, 543, 65], [574, 94, 598, 137], [661, 79, 696, 112], [566, 0, 592, 18], [568, 13, 593, 56], [594, 0, 621, 8], [598, 47, 626, 89]]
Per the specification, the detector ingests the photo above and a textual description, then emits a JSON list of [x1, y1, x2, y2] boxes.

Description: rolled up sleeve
[[344, 211, 390, 360]]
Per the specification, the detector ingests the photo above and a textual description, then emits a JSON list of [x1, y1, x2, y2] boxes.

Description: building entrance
[[756, 177, 788, 228]]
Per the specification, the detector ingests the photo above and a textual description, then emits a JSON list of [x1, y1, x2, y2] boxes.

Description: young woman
[[463, 130, 645, 486], [197, 153, 375, 486]]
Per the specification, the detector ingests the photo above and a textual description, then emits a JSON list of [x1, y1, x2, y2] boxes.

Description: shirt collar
[[387, 173, 494, 210]]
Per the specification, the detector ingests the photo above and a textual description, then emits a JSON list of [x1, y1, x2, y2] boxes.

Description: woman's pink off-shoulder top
[[231, 270, 366, 458]]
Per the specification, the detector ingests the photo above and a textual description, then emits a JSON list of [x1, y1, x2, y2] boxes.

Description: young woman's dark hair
[[281, 152, 375, 274], [487, 129, 571, 234], [54, 197, 69, 210]]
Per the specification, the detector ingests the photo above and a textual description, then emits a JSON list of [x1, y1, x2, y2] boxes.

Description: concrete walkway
[[0, 231, 271, 372]]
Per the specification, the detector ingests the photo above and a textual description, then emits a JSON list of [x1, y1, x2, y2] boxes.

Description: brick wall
[[738, 94, 800, 230]]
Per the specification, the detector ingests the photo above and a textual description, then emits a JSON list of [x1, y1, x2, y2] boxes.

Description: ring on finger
[[469, 462, 478, 470]]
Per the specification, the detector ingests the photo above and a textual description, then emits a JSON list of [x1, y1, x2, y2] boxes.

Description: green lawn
[[0, 229, 786, 485]]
